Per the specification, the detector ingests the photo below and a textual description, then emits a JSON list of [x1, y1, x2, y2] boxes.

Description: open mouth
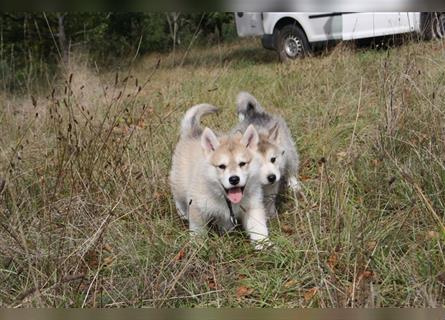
[[225, 186, 245, 204]]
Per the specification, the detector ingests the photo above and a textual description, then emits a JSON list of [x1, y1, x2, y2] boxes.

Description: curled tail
[[181, 104, 218, 138], [236, 91, 265, 121]]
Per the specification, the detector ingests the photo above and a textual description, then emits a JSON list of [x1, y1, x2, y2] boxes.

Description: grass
[[1, 37, 445, 307]]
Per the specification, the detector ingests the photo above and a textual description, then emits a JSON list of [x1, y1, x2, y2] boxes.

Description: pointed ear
[[241, 124, 259, 150], [201, 127, 220, 155], [268, 122, 279, 142]]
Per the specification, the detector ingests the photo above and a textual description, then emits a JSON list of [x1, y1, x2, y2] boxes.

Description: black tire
[[275, 24, 311, 62], [432, 12, 445, 39], [421, 12, 445, 40]]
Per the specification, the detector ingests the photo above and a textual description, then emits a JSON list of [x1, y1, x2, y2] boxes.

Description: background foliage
[[0, 12, 235, 91]]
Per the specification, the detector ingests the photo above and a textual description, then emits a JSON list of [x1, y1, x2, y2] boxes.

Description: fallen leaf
[[427, 230, 440, 240], [237, 274, 247, 280], [236, 286, 253, 299], [136, 119, 146, 129], [103, 244, 113, 253], [299, 175, 311, 181], [281, 224, 295, 235], [362, 270, 373, 279], [358, 270, 373, 281], [284, 279, 298, 288], [327, 253, 337, 270], [336, 151, 347, 160], [174, 248, 186, 261], [112, 126, 129, 135], [153, 191, 163, 201], [371, 159, 381, 167], [304, 287, 318, 302], [84, 250, 99, 269], [207, 278, 217, 289], [366, 241, 377, 251]]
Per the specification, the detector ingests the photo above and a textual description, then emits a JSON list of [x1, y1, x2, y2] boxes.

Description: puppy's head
[[256, 123, 285, 186], [201, 124, 259, 204]]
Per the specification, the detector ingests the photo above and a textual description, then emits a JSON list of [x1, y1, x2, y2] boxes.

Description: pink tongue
[[227, 187, 243, 204]]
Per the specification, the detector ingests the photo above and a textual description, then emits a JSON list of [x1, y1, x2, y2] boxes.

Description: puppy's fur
[[233, 92, 301, 216], [170, 104, 270, 249]]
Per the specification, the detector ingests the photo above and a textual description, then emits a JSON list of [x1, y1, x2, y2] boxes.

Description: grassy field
[[1, 37, 445, 307]]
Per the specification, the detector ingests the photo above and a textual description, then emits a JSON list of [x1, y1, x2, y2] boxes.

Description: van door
[[303, 13, 343, 42], [235, 12, 265, 37], [342, 13, 375, 40], [373, 12, 414, 36]]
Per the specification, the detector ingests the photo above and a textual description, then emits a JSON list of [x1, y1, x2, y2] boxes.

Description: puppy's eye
[[239, 162, 246, 167], [271, 157, 276, 163], [218, 164, 226, 170]]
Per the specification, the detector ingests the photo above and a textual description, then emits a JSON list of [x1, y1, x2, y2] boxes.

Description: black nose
[[267, 174, 276, 183], [229, 176, 240, 185]]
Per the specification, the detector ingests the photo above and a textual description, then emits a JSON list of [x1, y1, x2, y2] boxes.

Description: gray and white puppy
[[233, 91, 301, 216]]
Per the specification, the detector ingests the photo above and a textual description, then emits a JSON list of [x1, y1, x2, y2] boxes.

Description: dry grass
[[1, 38, 445, 307]]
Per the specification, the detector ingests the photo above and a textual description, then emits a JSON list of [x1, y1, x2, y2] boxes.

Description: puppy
[[233, 92, 301, 216], [170, 103, 270, 249]]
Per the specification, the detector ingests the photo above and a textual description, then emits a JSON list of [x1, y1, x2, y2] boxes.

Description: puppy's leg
[[188, 205, 207, 235], [265, 201, 277, 219], [288, 176, 301, 192], [217, 217, 236, 235], [285, 151, 305, 200], [264, 183, 279, 218], [286, 153, 300, 190], [175, 200, 187, 219], [242, 204, 271, 250]]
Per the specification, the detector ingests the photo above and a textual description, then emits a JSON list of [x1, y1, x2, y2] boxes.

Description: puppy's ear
[[201, 127, 220, 155], [241, 124, 259, 150], [268, 122, 280, 142]]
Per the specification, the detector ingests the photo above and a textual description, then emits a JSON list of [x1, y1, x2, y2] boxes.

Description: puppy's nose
[[267, 174, 276, 183], [229, 175, 240, 185]]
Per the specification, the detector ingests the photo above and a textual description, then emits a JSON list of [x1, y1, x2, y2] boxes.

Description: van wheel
[[432, 12, 445, 39], [276, 24, 310, 62]]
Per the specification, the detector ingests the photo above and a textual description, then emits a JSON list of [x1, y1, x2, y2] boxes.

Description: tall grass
[[1, 38, 445, 307]]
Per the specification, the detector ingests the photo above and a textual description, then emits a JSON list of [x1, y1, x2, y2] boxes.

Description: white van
[[235, 12, 445, 61]]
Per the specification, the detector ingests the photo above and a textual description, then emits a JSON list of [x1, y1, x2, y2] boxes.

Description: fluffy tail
[[180, 104, 218, 138], [236, 91, 265, 121]]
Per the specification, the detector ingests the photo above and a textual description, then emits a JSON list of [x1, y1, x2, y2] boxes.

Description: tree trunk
[[57, 13, 68, 63], [166, 12, 181, 48]]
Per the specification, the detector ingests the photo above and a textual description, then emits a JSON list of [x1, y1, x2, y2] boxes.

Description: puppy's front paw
[[253, 238, 273, 251], [288, 177, 307, 202], [288, 177, 301, 192]]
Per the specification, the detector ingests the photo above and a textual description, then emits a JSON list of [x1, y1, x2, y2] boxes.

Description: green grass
[[1, 38, 445, 307]]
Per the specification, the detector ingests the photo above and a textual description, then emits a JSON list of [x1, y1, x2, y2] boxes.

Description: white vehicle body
[[236, 12, 420, 41], [235, 12, 442, 60]]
